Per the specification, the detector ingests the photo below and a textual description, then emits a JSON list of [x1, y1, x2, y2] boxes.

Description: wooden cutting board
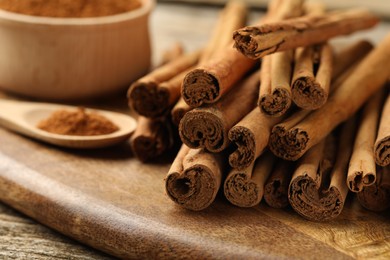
[[1, 4, 390, 259], [0, 124, 389, 259]]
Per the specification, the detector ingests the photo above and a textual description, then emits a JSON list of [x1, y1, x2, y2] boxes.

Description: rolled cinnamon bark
[[332, 40, 373, 80], [130, 116, 174, 162], [258, 50, 294, 116], [199, 0, 247, 64], [171, 98, 190, 126], [269, 0, 304, 20], [182, 48, 257, 108], [258, 0, 304, 117], [357, 166, 390, 212], [263, 159, 294, 208], [165, 145, 228, 211], [268, 34, 390, 161], [347, 90, 385, 192], [289, 2, 327, 111], [181, 0, 300, 108], [224, 152, 276, 207], [179, 72, 259, 152], [160, 42, 184, 66], [289, 117, 357, 221], [171, 0, 248, 120], [288, 139, 333, 221], [268, 43, 372, 162], [127, 50, 201, 118], [268, 64, 353, 162], [233, 9, 379, 59], [228, 108, 283, 170], [291, 43, 333, 110], [374, 90, 390, 167]]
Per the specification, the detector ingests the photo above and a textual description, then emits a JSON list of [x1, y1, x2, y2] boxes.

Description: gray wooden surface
[[0, 2, 389, 258], [0, 204, 112, 259]]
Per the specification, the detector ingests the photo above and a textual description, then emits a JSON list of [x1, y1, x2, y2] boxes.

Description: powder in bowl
[[0, 0, 142, 18]]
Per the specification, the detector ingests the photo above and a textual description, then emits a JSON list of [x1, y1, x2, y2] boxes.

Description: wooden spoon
[[0, 99, 137, 148]]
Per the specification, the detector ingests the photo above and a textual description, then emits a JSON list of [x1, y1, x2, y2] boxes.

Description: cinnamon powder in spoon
[[37, 108, 119, 136]]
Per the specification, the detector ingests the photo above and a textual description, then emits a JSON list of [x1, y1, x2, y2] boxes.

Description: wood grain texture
[[0, 3, 390, 259], [0, 203, 112, 259], [0, 123, 389, 259]]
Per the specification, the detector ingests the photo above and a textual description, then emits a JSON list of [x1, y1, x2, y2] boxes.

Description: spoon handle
[[0, 99, 39, 137]]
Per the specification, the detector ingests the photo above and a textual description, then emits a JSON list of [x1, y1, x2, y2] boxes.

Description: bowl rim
[[0, 0, 154, 26]]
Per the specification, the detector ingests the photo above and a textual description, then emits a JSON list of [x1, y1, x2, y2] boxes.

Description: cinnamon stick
[[288, 134, 338, 221], [268, 34, 390, 161], [130, 116, 174, 162], [268, 41, 372, 162], [199, 0, 247, 64], [233, 9, 379, 59], [228, 108, 283, 170], [326, 117, 357, 218], [160, 42, 184, 66], [180, 0, 294, 108], [181, 48, 257, 108], [291, 43, 333, 110], [165, 145, 228, 211], [332, 40, 373, 80], [224, 152, 276, 207], [179, 72, 259, 152], [347, 90, 385, 192], [127, 50, 201, 118], [258, 51, 294, 116], [257, 0, 304, 117], [171, 0, 248, 122], [289, 3, 332, 111], [171, 98, 190, 126], [263, 159, 294, 208], [289, 117, 357, 221], [374, 89, 390, 166], [268, 0, 304, 21], [357, 166, 390, 212]]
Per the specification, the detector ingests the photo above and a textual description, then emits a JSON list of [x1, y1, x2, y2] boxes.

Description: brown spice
[[37, 108, 119, 136], [0, 0, 142, 18]]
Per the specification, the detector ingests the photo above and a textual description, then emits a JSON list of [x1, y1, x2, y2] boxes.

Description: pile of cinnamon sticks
[[127, 0, 390, 221]]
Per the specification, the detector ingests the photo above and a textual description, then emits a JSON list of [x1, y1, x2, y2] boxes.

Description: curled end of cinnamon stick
[[233, 25, 284, 59], [264, 178, 290, 209], [228, 126, 256, 170], [232, 28, 260, 59], [179, 110, 226, 152], [347, 170, 376, 193], [131, 136, 165, 162], [233, 26, 288, 59], [182, 69, 220, 107], [127, 81, 170, 118], [171, 107, 187, 126], [165, 165, 220, 211], [291, 77, 328, 110], [224, 172, 262, 207], [357, 173, 390, 212], [374, 136, 390, 167], [289, 175, 344, 221], [269, 125, 308, 161], [130, 118, 173, 162], [259, 88, 292, 117]]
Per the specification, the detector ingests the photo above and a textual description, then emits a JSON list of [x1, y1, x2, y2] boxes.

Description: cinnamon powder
[[0, 0, 142, 18], [37, 108, 119, 136]]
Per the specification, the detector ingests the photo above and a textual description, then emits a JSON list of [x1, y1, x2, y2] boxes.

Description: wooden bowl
[[0, 0, 153, 100]]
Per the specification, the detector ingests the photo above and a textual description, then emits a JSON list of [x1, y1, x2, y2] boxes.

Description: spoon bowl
[[0, 99, 137, 148]]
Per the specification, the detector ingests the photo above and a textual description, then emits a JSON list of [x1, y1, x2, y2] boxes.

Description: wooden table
[[1, 2, 389, 259]]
